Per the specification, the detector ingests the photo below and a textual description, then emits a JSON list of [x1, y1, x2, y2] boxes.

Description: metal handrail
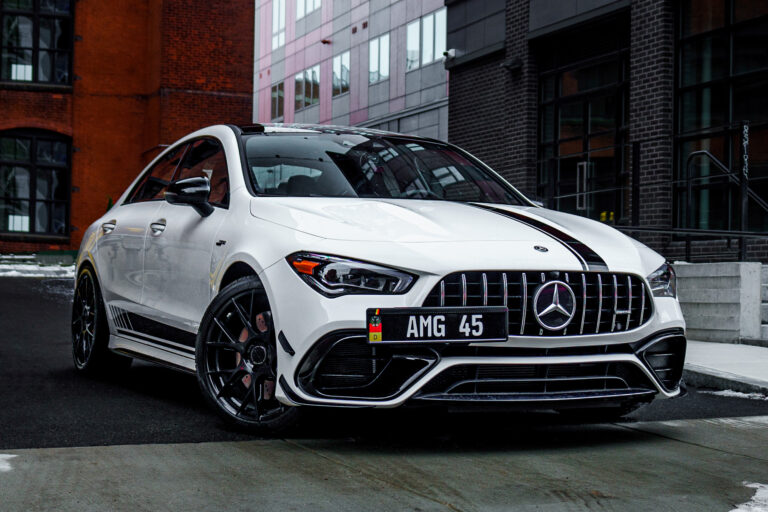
[[616, 225, 768, 239], [685, 150, 768, 216]]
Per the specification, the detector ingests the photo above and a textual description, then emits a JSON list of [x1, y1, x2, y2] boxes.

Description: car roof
[[234, 123, 444, 144]]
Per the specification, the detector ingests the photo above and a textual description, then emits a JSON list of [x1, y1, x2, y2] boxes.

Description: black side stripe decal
[[124, 312, 198, 348], [470, 204, 609, 271]]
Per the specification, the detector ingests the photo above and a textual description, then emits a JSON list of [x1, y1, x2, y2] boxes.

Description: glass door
[[537, 18, 630, 224]]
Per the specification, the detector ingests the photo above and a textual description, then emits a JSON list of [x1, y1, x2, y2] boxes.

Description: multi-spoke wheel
[[196, 276, 299, 432], [72, 267, 132, 373]]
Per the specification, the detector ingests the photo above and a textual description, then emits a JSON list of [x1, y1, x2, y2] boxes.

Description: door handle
[[150, 220, 166, 235], [101, 220, 117, 234]]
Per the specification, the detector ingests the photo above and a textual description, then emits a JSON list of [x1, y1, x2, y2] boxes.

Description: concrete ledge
[[675, 262, 762, 342], [684, 365, 768, 395]]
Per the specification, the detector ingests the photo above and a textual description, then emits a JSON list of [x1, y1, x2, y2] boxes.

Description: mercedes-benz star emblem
[[533, 281, 577, 331]]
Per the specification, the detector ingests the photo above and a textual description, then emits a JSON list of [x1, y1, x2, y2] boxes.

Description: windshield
[[243, 132, 524, 205]]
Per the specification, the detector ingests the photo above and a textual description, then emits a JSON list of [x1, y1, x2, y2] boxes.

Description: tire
[[196, 275, 300, 433], [72, 267, 132, 374]]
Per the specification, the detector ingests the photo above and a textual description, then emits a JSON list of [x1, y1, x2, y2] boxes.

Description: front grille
[[423, 271, 653, 336], [417, 362, 655, 398]]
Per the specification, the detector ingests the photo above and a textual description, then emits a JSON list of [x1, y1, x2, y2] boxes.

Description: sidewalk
[[684, 340, 768, 395]]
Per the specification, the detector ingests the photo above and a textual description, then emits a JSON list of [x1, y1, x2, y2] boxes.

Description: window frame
[[0, 128, 70, 238], [294, 64, 320, 111], [0, 0, 74, 86], [173, 137, 231, 209], [368, 33, 389, 84], [271, 0, 285, 50], [125, 136, 231, 209], [296, 0, 320, 20], [674, 0, 768, 231], [271, 81, 284, 120], [405, 8, 447, 72], [332, 50, 350, 97]]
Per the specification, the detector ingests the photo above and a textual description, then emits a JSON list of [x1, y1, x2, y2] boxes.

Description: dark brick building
[[0, 0, 253, 253], [446, 0, 768, 262]]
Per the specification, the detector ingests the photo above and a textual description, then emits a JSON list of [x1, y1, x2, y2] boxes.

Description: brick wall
[[628, 0, 676, 253], [0, 0, 254, 254], [448, 0, 538, 197], [159, 0, 254, 143]]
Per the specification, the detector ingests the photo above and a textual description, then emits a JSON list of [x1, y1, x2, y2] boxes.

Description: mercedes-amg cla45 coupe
[[72, 124, 686, 432]]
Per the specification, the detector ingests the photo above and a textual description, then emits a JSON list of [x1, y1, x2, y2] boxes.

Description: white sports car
[[72, 124, 686, 432]]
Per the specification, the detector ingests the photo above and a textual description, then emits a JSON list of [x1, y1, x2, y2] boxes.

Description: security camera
[[442, 48, 456, 61]]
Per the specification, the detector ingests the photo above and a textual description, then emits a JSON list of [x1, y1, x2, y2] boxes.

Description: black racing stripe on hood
[[469, 203, 609, 272]]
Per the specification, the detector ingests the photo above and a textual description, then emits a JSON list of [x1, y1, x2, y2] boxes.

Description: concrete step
[[763, 303, 768, 324], [763, 324, 768, 340], [762, 265, 768, 285], [763, 284, 768, 301]]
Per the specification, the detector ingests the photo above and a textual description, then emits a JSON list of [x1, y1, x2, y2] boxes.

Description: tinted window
[[128, 144, 185, 203], [175, 138, 229, 207], [244, 133, 523, 205]]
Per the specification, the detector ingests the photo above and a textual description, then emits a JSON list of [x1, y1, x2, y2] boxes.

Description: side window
[[128, 144, 186, 203], [174, 138, 229, 207]]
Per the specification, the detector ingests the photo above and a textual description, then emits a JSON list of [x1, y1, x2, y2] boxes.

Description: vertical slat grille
[[423, 271, 654, 337]]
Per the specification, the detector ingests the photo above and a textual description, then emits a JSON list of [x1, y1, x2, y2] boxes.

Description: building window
[[1, 0, 72, 84], [272, 0, 285, 49], [676, 0, 768, 232], [295, 64, 319, 111], [0, 130, 69, 235], [332, 51, 349, 96], [271, 82, 284, 119], [297, 0, 320, 19], [405, 8, 446, 71], [368, 33, 389, 84], [536, 16, 629, 225]]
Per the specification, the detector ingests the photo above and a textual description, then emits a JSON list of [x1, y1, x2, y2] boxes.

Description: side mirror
[[165, 177, 214, 217]]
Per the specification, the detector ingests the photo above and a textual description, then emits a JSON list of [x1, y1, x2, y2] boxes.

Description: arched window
[[0, 129, 69, 235], [1, 0, 73, 84]]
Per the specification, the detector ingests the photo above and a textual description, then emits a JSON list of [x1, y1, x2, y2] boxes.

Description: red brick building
[[0, 0, 254, 253]]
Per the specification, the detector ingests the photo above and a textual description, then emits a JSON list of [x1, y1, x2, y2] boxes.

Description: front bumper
[[261, 260, 686, 408]]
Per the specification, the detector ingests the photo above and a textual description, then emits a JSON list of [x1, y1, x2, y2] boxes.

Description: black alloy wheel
[[72, 267, 131, 373], [196, 276, 299, 433]]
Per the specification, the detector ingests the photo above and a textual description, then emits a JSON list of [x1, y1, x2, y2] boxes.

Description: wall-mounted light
[[502, 57, 523, 74]]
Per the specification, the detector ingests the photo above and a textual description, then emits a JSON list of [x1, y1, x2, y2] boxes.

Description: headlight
[[286, 252, 416, 297], [647, 262, 676, 298]]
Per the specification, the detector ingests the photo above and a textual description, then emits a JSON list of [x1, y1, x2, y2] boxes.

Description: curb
[[684, 364, 768, 395]]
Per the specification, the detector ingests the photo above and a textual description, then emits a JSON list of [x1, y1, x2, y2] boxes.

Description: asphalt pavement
[[1, 277, 767, 511]]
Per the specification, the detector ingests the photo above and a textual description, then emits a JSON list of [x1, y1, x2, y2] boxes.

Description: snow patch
[[731, 483, 768, 512], [0, 263, 75, 278], [702, 390, 768, 401], [0, 454, 17, 472]]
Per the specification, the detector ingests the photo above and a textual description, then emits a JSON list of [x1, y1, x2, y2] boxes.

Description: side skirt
[[109, 333, 196, 373]]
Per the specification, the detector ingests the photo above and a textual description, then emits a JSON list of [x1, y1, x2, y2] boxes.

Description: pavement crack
[[613, 422, 768, 463], [282, 439, 466, 512]]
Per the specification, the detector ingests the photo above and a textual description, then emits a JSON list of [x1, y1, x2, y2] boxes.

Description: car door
[[141, 137, 229, 335], [94, 144, 185, 314]]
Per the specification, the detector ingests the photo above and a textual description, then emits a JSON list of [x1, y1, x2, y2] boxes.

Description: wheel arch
[[218, 261, 261, 292], [76, 258, 96, 278]]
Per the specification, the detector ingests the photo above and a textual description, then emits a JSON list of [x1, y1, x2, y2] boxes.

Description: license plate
[[366, 307, 508, 343]]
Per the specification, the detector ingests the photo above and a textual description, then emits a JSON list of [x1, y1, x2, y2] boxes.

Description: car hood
[[249, 197, 663, 274]]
